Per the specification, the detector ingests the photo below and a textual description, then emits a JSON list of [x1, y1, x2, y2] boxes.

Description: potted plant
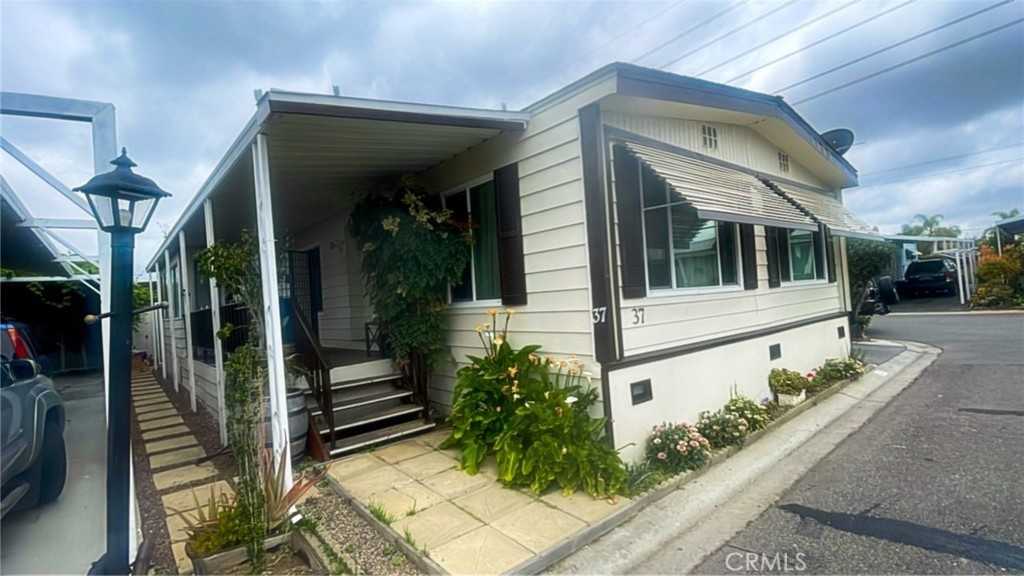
[[768, 368, 809, 406], [174, 446, 328, 575]]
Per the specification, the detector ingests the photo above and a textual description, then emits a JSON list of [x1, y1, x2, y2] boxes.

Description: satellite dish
[[821, 129, 855, 156]]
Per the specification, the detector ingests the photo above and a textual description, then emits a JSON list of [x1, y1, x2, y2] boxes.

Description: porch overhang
[[147, 92, 530, 269], [995, 214, 1024, 237]]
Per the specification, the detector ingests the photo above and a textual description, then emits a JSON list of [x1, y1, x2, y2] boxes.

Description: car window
[[908, 261, 945, 274]]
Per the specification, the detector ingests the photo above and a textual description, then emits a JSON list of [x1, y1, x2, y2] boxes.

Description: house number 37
[[631, 307, 646, 325]]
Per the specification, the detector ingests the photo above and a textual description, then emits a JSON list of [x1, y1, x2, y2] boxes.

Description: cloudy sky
[[2, 0, 1022, 274]]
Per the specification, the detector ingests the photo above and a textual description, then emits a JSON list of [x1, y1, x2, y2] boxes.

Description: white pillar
[[252, 133, 292, 484], [165, 250, 180, 392], [957, 251, 967, 305], [149, 272, 157, 366], [205, 199, 228, 446], [996, 227, 1003, 257], [178, 231, 197, 412], [155, 262, 167, 380]]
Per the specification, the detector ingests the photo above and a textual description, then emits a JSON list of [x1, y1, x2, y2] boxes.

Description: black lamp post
[[75, 149, 170, 576]]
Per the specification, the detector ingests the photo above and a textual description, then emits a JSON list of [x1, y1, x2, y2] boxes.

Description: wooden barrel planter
[[263, 388, 308, 463]]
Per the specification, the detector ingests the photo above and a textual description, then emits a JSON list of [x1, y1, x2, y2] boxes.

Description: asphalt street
[[1, 372, 107, 574], [692, 312, 1024, 574]]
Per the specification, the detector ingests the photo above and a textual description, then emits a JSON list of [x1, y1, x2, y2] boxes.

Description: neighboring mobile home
[[146, 63, 877, 463]]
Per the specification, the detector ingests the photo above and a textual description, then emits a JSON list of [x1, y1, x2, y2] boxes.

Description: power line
[[509, 0, 687, 105], [792, 17, 1024, 105], [660, 0, 802, 70], [630, 0, 750, 64], [724, 0, 916, 84], [696, 0, 860, 77], [775, 0, 1013, 94], [863, 143, 1024, 176], [857, 157, 1024, 189]]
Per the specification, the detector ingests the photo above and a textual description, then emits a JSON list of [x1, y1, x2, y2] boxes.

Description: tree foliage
[[348, 177, 471, 402], [847, 238, 897, 307]]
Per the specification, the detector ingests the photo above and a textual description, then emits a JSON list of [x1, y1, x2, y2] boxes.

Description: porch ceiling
[[262, 114, 508, 233]]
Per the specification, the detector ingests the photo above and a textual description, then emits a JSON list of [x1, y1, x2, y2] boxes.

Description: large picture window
[[641, 167, 739, 290], [445, 180, 501, 303]]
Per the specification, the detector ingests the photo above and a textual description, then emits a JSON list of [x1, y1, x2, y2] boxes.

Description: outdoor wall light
[[75, 148, 170, 576]]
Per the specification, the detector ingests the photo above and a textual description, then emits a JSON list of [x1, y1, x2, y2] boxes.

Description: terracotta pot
[[185, 530, 326, 575]]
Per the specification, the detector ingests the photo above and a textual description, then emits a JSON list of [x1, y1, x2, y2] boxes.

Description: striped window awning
[[766, 180, 880, 240], [623, 142, 818, 231]]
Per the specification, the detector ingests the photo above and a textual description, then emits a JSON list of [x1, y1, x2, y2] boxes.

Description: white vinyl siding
[[421, 76, 617, 411], [603, 112, 828, 188]]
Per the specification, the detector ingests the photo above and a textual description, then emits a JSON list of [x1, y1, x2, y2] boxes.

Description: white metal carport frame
[[0, 92, 142, 562]]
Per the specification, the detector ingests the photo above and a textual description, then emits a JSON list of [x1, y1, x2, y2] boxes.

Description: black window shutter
[[494, 163, 527, 306], [766, 227, 782, 288], [824, 227, 837, 283], [614, 146, 646, 299], [813, 226, 826, 280], [739, 224, 758, 290]]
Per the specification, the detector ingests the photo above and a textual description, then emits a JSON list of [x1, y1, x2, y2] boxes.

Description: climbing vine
[[348, 177, 471, 406]]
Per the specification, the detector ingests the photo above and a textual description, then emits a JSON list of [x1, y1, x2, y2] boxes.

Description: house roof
[[995, 213, 1024, 236], [0, 191, 68, 278], [146, 92, 530, 270], [527, 62, 858, 189]]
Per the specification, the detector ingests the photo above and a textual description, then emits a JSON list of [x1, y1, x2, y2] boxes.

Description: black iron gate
[[286, 249, 322, 335]]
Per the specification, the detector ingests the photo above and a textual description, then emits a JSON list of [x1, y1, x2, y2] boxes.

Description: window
[[701, 124, 718, 150], [778, 152, 790, 173], [773, 228, 825, 283], [641, 167, 739, 290], [445, 180, 501, 302]]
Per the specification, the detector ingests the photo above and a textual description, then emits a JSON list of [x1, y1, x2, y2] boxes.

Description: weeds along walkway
[[130, 371, 233, 574]]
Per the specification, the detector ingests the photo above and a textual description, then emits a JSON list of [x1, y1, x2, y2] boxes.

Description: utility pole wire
[[631, 0, 750, 64], [725, 0, 917, 84], [863, 143, 1024, 176], [660, 0, 802, 70], [775, 0, 1013, 94], [857, 157, 1024, 189], [696, 0, 860, 77], [792, 17, 1024, 105], [509, 0, 687, 106]]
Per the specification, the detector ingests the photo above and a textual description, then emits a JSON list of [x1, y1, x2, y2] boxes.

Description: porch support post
[[165, 250, 181, 392], [179, 231, 197, 412], [996, 227, 1002, 256], [252, 133, 291, 483], [957, 251, 967, 306], [156, 261, 167, 380], [205, 199, 228, 446], [149, 272, 157, 366]]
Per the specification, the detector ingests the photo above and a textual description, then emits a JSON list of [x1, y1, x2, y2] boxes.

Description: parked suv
[[1, 320, 67, 519], [903, 258, 958, 297]]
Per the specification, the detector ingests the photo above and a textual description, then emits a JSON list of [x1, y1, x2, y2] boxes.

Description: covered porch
[[146, 90, 528, 462]]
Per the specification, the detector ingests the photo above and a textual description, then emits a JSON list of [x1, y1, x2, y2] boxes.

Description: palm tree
[[992, 208, 1021, 221], [912, 213, 945, 236]]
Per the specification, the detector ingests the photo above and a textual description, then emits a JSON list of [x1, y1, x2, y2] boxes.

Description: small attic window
[[778, 152, 790, 173], [701, 125, 718, 150]]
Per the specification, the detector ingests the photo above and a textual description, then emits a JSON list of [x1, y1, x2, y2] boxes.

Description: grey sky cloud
[[2, 0, 1021, 274]]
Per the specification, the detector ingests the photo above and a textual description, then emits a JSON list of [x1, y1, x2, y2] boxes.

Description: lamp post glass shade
[[74, 148, 170, 233]]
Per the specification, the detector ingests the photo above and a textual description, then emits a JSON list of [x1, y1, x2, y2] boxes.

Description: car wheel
[[37, 419, 67, 504], [876, 276, 900, 305]]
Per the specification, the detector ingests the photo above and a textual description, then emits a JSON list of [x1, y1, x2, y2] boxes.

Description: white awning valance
[[623, 142, 818, 231]]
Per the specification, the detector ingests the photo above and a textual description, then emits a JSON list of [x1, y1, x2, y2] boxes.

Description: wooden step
[[327, 420, 436, 457], [329, 372, 403, 391], [318, 404, 425, 435], [309, 389, 412, 417]]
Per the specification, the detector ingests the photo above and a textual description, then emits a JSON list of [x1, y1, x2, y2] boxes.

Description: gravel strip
[[300, 489, 425, 576]]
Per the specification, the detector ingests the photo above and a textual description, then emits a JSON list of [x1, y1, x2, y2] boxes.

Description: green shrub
[[768, 368, 809, 396], [644, 422, 711, 475], [808, 358, 866, 393], [723, 395, 770, 432], [444, 311, 626, 498], [971, 282, 1018, 309], [695, 395, 769, 450]]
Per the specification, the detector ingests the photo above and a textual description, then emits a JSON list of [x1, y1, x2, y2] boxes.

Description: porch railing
[[288, 299, 335, 451]]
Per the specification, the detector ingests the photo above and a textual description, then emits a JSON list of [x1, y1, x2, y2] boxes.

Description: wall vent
[[631, 379, 653, 405], [702, 125, 719, 150], [778, 152, 790, 173], [769, 343, 782, 360], [837, 326, 846, 339]]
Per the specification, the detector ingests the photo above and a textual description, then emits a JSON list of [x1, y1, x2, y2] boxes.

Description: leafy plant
[[403, 526, 417, 549], [262, 445, 328, 533], [367, 501, 395, 525], [696, 394, 770, 449], [623, 461, 667, 497], [169, 488, 245, 557], [644, 422, 711, 475], [971, 283, 1018, 309], [846, 239, 897, 320], [444, 311, 627, 497], [768, 368, 809, 396], [349, 179, 472, 408], [808, 358, 866, 393]]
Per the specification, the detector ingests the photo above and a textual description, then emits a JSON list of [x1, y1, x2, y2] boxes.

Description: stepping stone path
[[131, 373, 230, 575]]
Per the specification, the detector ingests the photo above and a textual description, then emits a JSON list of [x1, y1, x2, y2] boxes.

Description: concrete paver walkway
[[326, 429, 631, 575], [130, 372, 230, 574]]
